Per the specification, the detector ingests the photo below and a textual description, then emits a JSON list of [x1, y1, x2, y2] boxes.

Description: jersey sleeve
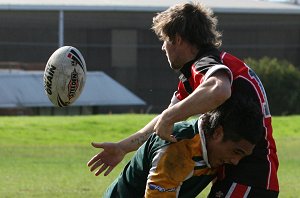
[[172, 64, 233, 103], [145, 140, 196, 198], [170, 91, 181, 106], [202, 64, 233, 84]]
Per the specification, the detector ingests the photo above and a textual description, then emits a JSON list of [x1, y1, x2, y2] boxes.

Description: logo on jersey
[[215, 191, 224, 198], [148, 183, 177, 192]]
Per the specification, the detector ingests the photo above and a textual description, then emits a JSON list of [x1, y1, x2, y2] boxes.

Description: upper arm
[[197, 67, 232, 103], [165, 64, 232, 120]]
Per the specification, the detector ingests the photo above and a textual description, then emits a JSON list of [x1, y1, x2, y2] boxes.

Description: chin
[[169, 65, 177, 70], [169, 63, 181, 70]]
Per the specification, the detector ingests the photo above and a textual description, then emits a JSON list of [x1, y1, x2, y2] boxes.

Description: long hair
[[152, 2, 222, 49]]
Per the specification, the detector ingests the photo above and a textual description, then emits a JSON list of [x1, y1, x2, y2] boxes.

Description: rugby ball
[[44, 46, 87, 107]]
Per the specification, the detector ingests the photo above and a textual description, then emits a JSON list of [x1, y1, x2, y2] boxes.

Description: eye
[[233, 150, 243, 156]]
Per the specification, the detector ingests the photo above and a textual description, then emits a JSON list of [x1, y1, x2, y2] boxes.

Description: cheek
[[165, 43, 175, 56], [211, 143, 231, 161], [208, 144, 222, 162], [165, 47, 172, 57]]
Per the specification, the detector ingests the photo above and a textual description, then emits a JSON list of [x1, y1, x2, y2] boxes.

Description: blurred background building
[[0, 0, 299, 114]]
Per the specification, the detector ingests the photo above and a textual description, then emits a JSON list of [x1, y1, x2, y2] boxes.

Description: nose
[[161, 42, 166, 51]]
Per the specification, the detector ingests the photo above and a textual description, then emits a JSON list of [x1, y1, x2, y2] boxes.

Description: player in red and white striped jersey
[[88, 2, 279, 197], [168, 48, 279, 197]]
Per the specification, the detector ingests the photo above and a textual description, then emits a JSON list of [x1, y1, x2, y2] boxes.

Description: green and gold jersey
[[104, 119, 216, 198]]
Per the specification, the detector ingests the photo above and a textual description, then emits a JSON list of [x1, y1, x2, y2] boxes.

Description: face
[[206, 126, 255, 168], [161, 38, 184, 70]]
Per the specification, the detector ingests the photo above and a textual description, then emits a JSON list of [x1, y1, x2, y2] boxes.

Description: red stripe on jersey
[[227, 183, 250, 198], [191, 64, 205, 85], [176, 64, 205, 101], [176, 82, 189, 101]]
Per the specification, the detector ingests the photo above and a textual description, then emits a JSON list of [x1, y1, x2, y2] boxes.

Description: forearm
[[118, 115, 160, 153], [162, 74, 231, 124]]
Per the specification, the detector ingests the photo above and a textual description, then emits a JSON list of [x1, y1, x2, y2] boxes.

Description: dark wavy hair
[[201, 93, 264, 145], [152, 2, 222, 49]]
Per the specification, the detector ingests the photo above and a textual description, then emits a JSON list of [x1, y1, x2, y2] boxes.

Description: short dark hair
[[201, 93, 264, 145], [151, 2, 222, 49]]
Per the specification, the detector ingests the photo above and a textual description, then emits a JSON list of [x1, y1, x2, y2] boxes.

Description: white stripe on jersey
[[170, 91, 180, 106], [203, 64, 233, 85], [244, 186, 251, 198], [225, 182, 237, 198], [225, 182, 252, 198]]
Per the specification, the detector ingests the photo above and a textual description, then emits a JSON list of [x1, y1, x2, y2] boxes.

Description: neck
[[183, 47, 199, 64]]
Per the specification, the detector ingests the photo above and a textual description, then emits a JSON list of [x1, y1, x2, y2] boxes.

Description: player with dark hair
[[99, 95, 264, 197], [88, 2, 279, 197]]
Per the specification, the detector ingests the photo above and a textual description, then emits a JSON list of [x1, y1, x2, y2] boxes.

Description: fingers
[[104, 166, 114, 176], [94, 163, 108, 176], [94, 164, 115, 176], [89, 158, 104, 172], [88, 157, 114, 176], [153, 116, 176, 142], [87, 141, 117, 176], [91, 142, 104, 148], [87, 142, 107, 167], [87, 152, 101, 167]]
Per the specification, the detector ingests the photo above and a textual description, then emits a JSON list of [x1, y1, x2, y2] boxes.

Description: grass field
[[0, 114, 299, 198]]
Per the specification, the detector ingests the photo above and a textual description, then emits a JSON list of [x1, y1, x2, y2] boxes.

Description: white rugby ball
[[44, 46, 87, 107]]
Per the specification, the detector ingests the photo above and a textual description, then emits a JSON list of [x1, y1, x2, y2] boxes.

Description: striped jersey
[[170, 48, 279, 191]]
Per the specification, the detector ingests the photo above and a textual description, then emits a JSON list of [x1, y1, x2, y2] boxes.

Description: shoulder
[[172, 119, 199, 141], [193, 48, 222, 73]]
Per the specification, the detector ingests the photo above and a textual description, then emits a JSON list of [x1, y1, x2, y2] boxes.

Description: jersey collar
[[197, 117, 211, 168], [179, 47, 218, 78]]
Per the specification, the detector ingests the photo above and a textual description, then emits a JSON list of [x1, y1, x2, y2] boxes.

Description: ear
[[174, 33, 183, 45], [212, 125, 224, 142]]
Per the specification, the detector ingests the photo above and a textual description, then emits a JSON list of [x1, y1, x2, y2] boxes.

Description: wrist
[[162, 106, 182, 124], [118, 139, 132, 153], [118, 131, 150, 153]]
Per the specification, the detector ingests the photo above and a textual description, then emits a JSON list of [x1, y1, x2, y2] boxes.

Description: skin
[[87, 34, 231, 176], [206, 126, 255, 168]]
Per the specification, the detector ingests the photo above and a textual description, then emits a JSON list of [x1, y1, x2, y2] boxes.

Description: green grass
[[0, 114, 154, 198], [0, 114, 299, 197], [272, 116, 300, 198]]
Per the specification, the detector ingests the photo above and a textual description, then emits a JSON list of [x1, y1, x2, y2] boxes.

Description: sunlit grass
[[0, 115, 298, 197]]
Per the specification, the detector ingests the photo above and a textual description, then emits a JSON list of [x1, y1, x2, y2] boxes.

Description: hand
[[87, 142, 126, 176], [154, 112, 177, 142]]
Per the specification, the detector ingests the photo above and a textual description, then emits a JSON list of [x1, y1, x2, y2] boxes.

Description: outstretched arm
[[87, 115, 161, 176]]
